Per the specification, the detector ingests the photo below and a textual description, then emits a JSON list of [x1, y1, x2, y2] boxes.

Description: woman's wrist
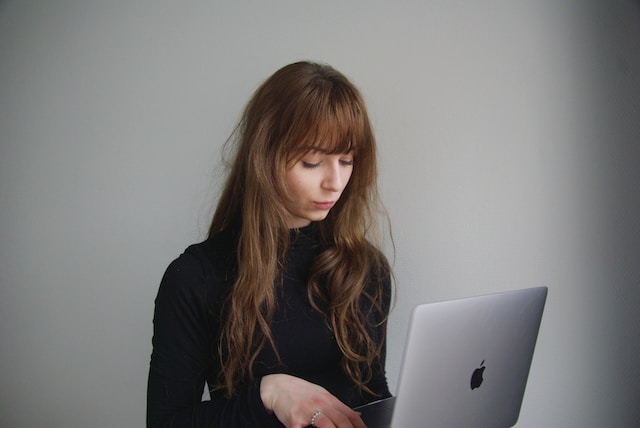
[[259, 374, 278, 413]]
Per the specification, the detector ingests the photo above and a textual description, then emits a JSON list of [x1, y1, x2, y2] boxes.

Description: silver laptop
[[357, 286, 547, 428]]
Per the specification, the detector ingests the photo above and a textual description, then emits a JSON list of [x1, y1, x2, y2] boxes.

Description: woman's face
[[284, 149, 354, 228]]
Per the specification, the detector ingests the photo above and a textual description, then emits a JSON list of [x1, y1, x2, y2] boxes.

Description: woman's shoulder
[[159, 229, 238, 303], [362, 241, 393, 304], [183, 228, 239, 274], [364, 241, 391, 277]]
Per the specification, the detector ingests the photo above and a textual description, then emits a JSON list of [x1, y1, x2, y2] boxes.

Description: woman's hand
[[260, 374, 367, 428]]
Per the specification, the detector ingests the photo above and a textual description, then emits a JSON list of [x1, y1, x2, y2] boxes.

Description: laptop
[[356, 286, 547, 428]]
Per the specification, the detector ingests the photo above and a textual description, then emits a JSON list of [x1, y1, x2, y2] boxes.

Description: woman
[[147, 61, 393, 427]]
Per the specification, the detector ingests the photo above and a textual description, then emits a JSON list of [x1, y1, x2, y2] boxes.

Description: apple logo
[[470, 360, 485, 390]]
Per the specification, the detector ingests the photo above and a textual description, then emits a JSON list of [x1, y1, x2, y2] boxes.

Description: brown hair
[[209, 61, 392, 396]]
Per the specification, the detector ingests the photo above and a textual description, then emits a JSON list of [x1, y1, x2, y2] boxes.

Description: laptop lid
[[359, 286, 547, 428]]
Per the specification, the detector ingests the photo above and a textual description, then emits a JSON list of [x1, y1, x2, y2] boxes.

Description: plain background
[[1, 1, 639, 426]]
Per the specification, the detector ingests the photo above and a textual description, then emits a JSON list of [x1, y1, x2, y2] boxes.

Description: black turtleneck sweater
[[147, 224, 391, 427]]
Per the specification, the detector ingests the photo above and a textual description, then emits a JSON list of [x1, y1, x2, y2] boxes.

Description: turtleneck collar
[[289, 222, 318, 249]]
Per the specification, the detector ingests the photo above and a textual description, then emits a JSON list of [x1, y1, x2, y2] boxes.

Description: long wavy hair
[[209, 61, 392, 397]]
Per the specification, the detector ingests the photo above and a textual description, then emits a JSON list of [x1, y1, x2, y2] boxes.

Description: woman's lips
[[314, 201, 335, 210]]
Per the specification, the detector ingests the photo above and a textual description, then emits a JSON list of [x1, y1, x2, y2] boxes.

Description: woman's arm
[[362, 271, 393, 401], [260, 374, 366, 428], [147, 246, 376, 427], [146, 251, 281, 427]]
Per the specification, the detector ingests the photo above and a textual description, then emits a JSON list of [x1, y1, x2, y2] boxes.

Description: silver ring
[[310, 410, 322, 426]]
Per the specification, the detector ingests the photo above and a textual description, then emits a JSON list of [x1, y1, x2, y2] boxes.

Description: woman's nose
[[322, 163, 343, 191]]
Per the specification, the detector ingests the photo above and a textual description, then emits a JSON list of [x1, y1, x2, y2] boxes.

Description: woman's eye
[[340, 159, 354, 166], [302, 161, 321, 169]]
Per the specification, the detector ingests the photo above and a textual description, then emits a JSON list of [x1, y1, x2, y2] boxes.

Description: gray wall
[[1, 1, 638, 426]]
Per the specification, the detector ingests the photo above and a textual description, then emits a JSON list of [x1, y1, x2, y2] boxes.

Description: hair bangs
[[286, 86, 369, 162]]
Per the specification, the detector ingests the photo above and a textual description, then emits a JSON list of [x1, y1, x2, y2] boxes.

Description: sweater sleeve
[[146, 251, 283, 427], [363, 272, 393, 401]]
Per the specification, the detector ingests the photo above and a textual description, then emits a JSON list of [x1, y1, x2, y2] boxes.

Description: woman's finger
[[312, 407, 366, 428], [309, 410, 336, 428]]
